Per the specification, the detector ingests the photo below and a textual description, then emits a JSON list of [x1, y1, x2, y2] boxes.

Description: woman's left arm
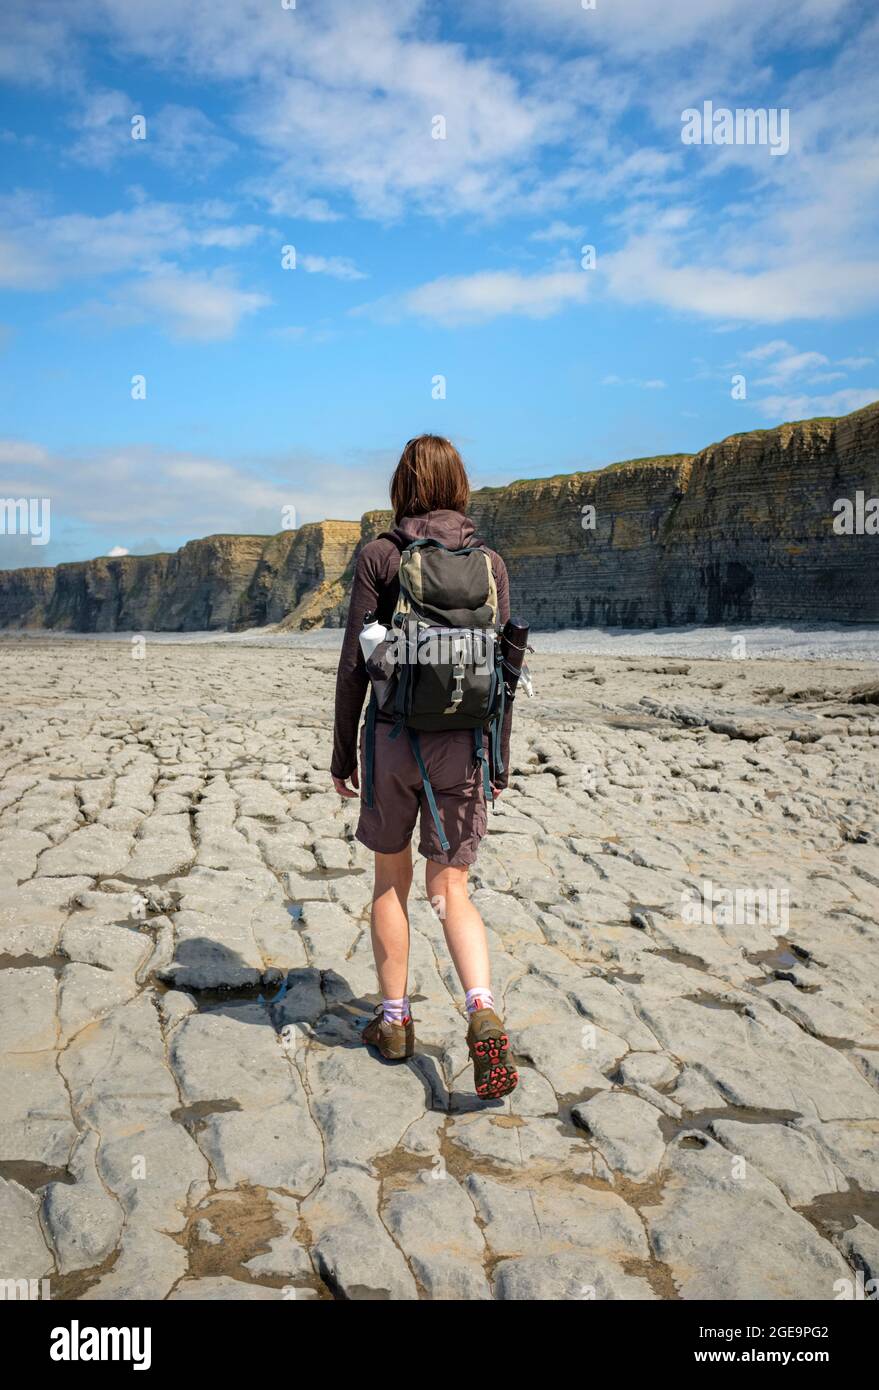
[[494, 553, 513, 793], [331, 547, 379, 795]]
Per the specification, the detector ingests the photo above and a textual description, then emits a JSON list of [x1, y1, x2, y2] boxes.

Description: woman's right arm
[[331, 546, 380, 794]]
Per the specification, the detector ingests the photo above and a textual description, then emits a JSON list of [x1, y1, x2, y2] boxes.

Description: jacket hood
[[383, 509, 479, 551]]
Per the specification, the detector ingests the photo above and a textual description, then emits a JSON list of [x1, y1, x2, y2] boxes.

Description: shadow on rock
[[165, 943, 489, 1114]]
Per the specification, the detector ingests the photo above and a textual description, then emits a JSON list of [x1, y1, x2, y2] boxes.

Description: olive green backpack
[[362, 537, 506, 852]]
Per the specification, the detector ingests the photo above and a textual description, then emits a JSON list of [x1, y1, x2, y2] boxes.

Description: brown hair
[[390, 435, 470, 523]]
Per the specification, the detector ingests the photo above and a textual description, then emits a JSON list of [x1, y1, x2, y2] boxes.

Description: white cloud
[[0, 195, 266, 290], [743, 340, 794, 361], [67, 88, 133, 169], [530, 220, 585, 242], [1, 0, 878, 340], [0, 435, 394, 566], [0, 438, 53, 473], [716, 339, 876, 415], [0, 196, 270, 339], [358, 268, 591, 326], [486, 0, 852, 61], [757, 387, 879, 420], [241, 181, 342, 225], [753, 350, 830, 386], [300, 254, 366, 281], [69, 95, 237, 174], [0, 233, 52, 291], [0, 7, 83, 89], [196, 224, 263, 250], [601, 234, 879, 322], [22, 0, 572, 223], [106, 545, 129, 556], [731, 340, 879, 415], [139, 103, 236, 174], [94, 268, 272, 341], [602, 375, 667, 389]]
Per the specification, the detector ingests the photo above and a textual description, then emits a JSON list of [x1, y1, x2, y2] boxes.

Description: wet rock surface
[[1, 637, 878, 1300]]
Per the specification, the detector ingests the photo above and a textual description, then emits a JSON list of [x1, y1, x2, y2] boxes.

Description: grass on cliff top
[[472, 404, 879, 497], [715, 416, 837, 441], [66, 533, 276, 565], [701, 403, 875, 450], [474, 453, 692, 493]]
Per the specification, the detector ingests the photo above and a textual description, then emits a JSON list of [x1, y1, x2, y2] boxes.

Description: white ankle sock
[[382, 996, 410, 1025], [465, 987, 494, 1014]]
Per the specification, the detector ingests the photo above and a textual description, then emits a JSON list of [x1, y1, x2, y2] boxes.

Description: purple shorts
[[356, 720, 488, 867]]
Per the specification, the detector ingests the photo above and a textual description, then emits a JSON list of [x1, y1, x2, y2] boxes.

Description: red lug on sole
[[471, 1031, 519, 1098]]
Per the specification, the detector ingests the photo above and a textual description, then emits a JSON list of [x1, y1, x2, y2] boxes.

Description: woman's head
[[390, 435, 470, 522]]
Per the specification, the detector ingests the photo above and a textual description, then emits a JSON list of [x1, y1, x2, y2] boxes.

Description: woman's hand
[[332, 768, 360, 799]]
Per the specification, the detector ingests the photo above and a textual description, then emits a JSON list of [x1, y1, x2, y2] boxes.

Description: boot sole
[[470, 1031, 519, 1099]]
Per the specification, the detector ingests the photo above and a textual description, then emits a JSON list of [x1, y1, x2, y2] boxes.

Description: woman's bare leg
[[370, 847, 413, 999], [424, 861, 491, 994], [426, 859, 516, 1096]]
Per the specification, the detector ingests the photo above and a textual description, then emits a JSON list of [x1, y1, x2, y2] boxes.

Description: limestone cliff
[[233, 521, 360, 631], [0, 535, 269, 632], [1, 401, 876, 631], [327, 404, 879, 628], [0, 527, 358, 633], [465, 403, 879, 628]]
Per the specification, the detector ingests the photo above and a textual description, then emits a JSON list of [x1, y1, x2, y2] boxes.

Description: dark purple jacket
[[331, 509, 512, 787]]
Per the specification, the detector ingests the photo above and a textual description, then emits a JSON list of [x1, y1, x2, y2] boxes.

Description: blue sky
[[1, 0, 878, 566]]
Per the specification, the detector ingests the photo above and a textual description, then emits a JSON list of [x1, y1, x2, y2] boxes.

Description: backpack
[[361, 536, 506, 852]]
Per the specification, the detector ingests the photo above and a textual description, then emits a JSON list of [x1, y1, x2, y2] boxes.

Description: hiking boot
[[467, 1007, 518, 1098], [362, 1005, 415, 1060]]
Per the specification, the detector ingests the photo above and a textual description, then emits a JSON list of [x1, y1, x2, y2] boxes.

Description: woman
[[331, 435, 518, 1099]]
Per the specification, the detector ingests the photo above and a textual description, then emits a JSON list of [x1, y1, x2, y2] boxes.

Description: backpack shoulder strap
[[377, 530, 405, 550], [406, 729, 450, 853], [363, 687, 378, 808], [403, 537, 487, 556]]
